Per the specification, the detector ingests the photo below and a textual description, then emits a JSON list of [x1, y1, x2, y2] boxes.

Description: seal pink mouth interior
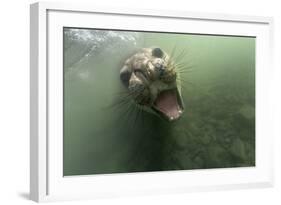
[[154, 89, 182, 120]]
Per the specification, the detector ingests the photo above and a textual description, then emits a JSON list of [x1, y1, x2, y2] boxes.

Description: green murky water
[[63, 28, 255, 176]]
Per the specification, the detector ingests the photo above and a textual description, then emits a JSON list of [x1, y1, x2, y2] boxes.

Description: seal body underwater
[[120, 47, 185, 121]]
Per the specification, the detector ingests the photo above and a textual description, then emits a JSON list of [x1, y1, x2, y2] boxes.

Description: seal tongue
[[155, 89, 180, 119]]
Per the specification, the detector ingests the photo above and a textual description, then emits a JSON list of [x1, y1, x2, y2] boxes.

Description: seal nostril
[[155, 63, 163, 70], [155, 63, 165, 77]]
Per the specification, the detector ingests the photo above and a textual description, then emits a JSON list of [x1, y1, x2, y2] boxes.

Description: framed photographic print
[[30, 2, 274, 202]]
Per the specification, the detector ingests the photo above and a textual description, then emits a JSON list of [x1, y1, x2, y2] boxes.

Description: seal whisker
[[174, 48, 188, 63], [122, 102, 136, 127], [175, 62, 194, 69], [108, 87, 147, 109], [107, 98, 132, 111], [136, 105, 142, 125], [176, 70, 193, 75], [176, 65, 195, 73], [169, 44, 178, 60], [139, 106, 145, 128], [176, 66, 194, 71]]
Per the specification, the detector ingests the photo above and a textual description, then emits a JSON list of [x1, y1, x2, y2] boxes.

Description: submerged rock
[[238, 104, 255, 120], [229, 138, 246, 160]]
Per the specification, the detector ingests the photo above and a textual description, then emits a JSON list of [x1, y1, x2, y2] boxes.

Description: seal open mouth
[[152, 88, 184, 121]]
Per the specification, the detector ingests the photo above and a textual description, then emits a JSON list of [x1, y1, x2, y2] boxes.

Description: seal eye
[[152, 48, 164, 58]]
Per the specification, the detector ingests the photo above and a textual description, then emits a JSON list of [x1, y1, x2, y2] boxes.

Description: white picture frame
[[30, 2, 274, 202]]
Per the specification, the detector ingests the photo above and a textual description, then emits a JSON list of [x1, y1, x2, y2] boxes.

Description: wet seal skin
[[120, 47, 185, 121]]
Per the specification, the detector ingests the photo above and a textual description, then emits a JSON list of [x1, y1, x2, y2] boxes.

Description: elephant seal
[[120, 47, 184, 121]]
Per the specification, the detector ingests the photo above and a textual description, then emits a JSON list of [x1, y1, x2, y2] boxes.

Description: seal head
[[120, 47, 184, 121]]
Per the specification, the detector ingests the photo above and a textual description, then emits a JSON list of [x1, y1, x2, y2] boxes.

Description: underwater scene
[[63, 28, 255, 176]]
